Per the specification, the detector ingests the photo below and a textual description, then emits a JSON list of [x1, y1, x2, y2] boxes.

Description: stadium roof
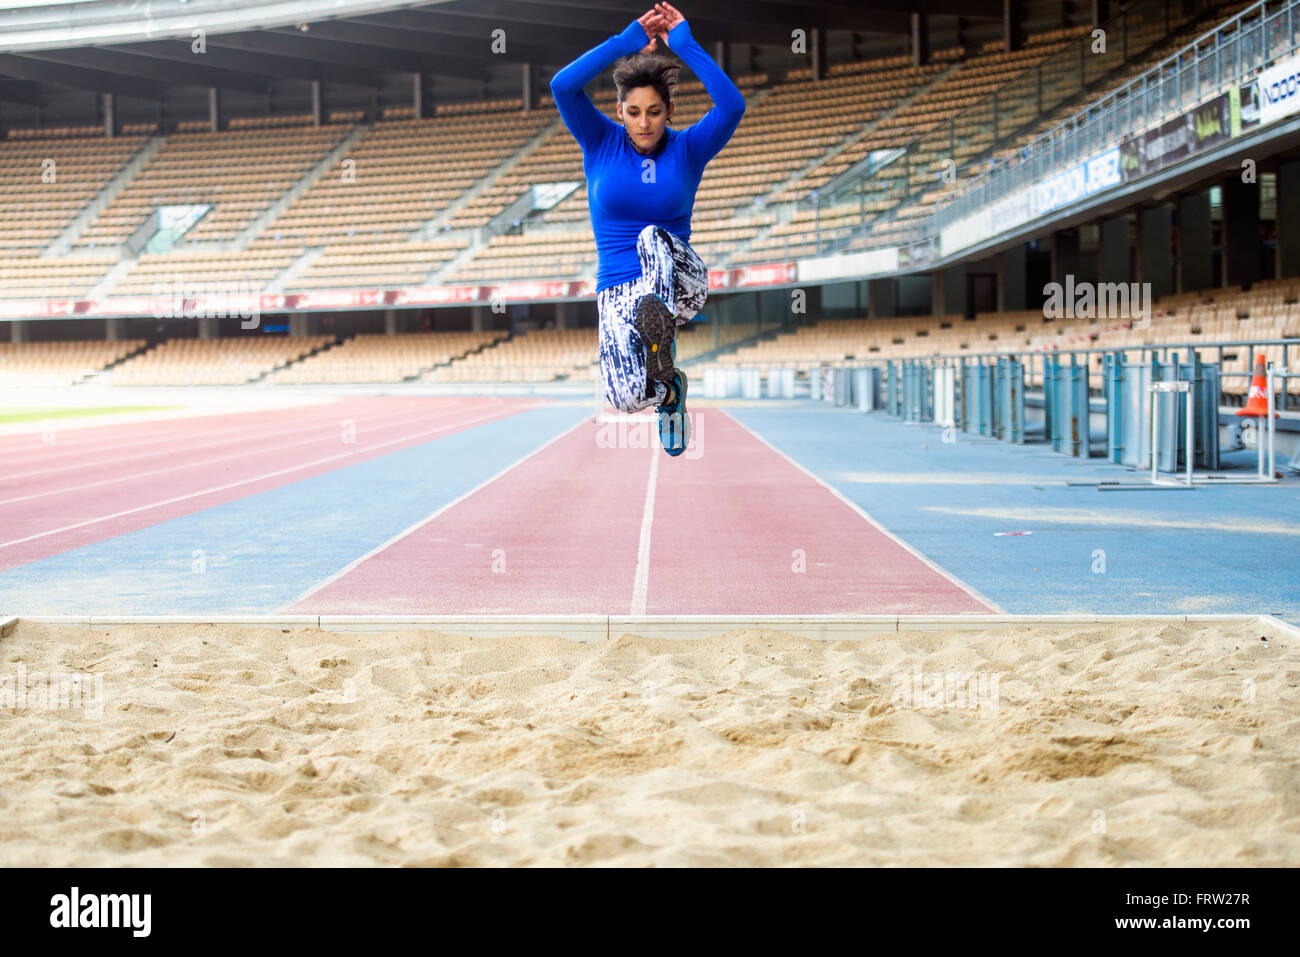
[[0, 0, 1004, 100]]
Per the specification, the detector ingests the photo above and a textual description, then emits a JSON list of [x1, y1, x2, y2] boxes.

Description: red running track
[[292, 407, 996, 615], [0, 397, 538, 573]]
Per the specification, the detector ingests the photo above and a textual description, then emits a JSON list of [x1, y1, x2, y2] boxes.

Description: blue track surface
[[0, 405, 590, 616], [5, 398, 1296, 622], [728, 405, 1300, 625]]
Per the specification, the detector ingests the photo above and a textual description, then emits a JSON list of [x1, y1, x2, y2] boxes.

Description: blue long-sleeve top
[[550, 18, 745, 292]]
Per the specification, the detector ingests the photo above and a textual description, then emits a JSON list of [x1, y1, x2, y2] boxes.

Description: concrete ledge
[[7, 613, 1296, 642], [318, 614, 610, 641], [16, 615, 318, 631]]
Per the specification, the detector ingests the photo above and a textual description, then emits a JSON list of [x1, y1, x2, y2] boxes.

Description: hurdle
[[1138, 366, 1281, 487], [1188, 362, 1280, 486]]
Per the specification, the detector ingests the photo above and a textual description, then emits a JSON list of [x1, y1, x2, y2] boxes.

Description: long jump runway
[[0, 396, 996, 617]]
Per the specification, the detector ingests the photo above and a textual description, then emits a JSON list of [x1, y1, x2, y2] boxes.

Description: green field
[[0, 406, 176, 424]]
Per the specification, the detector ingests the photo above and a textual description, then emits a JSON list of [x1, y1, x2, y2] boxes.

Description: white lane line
[[280, 411, 593, 610], [0, 404, 526, 553], [630, 444, 660, 616], [0, 397, 471, 482], [724, 410, 1006, 614], [0, 402, 482, 506]]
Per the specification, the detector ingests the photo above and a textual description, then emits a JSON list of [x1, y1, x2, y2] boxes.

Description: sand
[[0, 618, 1296, 866]]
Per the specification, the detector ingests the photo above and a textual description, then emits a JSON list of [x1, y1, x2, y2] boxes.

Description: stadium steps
[[245, 336, 342, 384], [74, 340, 153, 385], [419, 337, 510, 379], [267, 245, 326, 294], [235, 123, 372, 251], [681, 320, 802, 367], [413, 113, 565, 241], [726, 63, 958, 266], [747, 62, 956, 215], [426, 232, 488, 284], [85, 258, 139, 301], [42, 132, 168, 258]]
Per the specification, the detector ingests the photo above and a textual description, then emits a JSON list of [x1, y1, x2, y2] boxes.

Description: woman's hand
[[636, 9, 669, 53], [654, 3, 686, 44]]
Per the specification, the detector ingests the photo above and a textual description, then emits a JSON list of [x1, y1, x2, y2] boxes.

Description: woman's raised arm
[[661, 11, 745, 166], [550, 18, 655, 151]]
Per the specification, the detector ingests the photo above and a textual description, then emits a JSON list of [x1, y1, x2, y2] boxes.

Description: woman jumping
[[550, 2, 744, 456]]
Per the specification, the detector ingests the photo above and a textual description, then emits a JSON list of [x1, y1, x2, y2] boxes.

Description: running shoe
[[656, 369, 690, 457]]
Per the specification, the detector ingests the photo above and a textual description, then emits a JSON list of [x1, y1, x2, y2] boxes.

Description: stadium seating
[[0, 338, 145, 386], [98, 335, 333, 386], [268, 112, 550, 290], [731, 33, 1086, 263], [0, 131, 149, 261], [3, 0, 1291, 407], [74, 121, 347, 249], [110, 248, 303, 296], [676, 323, 757, 361], [0, 9, 1249, 292], [266, 331, 504, 383], [431, 328, 599, 382], [286, 239, 470, 290], [0, 253, 122, 299]]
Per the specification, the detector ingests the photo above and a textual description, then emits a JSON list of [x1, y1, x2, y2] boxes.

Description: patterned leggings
[[597, 224, 709, 413]]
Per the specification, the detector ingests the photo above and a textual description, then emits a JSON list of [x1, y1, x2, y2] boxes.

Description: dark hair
[[613, 52, 679, 122]]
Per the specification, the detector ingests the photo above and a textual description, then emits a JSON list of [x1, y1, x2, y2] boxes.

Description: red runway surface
[[0, 397, 536, 572], [292, 406, 995, 615]]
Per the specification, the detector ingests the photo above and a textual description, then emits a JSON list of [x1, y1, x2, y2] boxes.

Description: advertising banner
[[1121, 91, 1231, 182], [1255, 50, 1300, 126], [0, 265, 801, 321]]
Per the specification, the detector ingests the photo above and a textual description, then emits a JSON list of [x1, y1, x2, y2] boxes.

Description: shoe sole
[[636, 294, 677, 385]]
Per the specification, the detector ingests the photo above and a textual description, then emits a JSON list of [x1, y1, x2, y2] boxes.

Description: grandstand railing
[[782, 0, 1203, 257]]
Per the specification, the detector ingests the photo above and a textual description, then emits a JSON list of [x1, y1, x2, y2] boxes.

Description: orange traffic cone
[[1236, 354, 1279, 418]]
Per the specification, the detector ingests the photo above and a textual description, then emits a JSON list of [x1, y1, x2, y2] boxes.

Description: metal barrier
[[884, 361, 901, 416], [901, 360, 933, 422], [701, 366, 765, 398], [1049, 355, 1092, 457], [1109, 353, 1223, 468], [959, 360, 995, 436], [994, 357, 1025, 443], [822, 340, 1288, 490], [853, 368, 873, 411], [933, 365, 956, 427], [766, 367, 796, 398], [1150, 380, 1196, 487]]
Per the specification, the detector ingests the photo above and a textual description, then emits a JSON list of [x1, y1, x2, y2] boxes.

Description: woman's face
[[617, 86, 673, 154]]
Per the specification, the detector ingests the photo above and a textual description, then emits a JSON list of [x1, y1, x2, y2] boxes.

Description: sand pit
[[0, 617, 1296, 866]]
